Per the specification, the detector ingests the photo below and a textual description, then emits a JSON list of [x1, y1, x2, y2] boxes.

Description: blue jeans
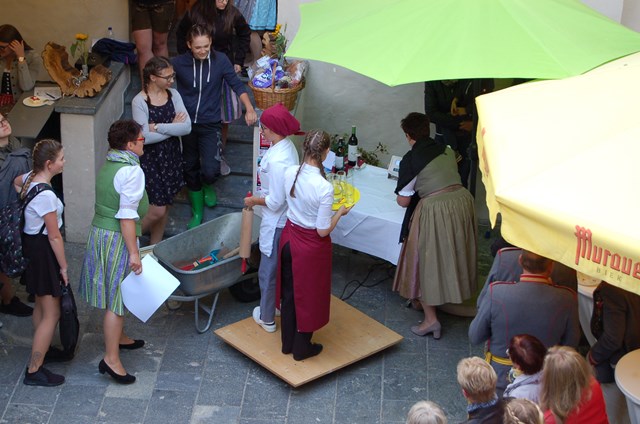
[[182, 122, 221, 191]]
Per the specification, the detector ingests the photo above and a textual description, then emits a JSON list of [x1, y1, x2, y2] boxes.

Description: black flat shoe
[[98, 359, 136, 384], [119, 339, 145, 350], [293, 343, 323, 361]]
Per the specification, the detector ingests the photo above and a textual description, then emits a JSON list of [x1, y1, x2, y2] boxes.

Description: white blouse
[[113, 165, 146, 220], [397, 176, 417, 197], [22, 179, 63, 235], [284, 164, 333, 230], [257, 138, 299, 256]]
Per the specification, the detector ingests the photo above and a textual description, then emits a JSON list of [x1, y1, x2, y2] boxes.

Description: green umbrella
[[286, 0, 640, 86]]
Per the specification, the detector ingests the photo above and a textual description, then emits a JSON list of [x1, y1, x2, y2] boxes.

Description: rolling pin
[[240, 191, 253, 273]]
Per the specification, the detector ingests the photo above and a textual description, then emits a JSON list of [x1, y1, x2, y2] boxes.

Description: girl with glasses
[[132, 56, 191, 244], [0, 113, 33, 325], [79, 120, 149, 385]]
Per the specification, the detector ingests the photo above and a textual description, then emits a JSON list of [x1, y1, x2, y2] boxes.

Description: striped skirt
[[78, 226, 130, 316], [220, 80, 242, 123]]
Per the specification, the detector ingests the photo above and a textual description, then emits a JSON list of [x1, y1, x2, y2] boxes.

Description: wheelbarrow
[[153, 212, 261, 333]]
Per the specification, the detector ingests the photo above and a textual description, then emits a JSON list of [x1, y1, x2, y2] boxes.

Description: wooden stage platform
[[215, 296, 403, 387]]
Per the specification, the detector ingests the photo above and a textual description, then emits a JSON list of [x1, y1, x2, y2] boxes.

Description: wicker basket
[[250, 78, 305, 111]]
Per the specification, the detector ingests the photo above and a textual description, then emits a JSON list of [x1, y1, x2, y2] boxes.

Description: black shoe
[[44, 346, 74, 364], [98, 359, 136, 384], [27, 294, 35, 303], [23, 366, 65, 387], [119, 339, 145, 350], [0, 296, 33, 317], [293, 343, 323, 361]]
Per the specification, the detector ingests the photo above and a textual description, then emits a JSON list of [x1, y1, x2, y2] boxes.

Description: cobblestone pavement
[[0, 237, 492, 424]]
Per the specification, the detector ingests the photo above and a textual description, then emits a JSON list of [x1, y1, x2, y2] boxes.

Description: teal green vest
[[91, 161, 149, 236]]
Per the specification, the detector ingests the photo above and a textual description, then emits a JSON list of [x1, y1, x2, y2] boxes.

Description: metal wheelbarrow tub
[[153, 212, 260, 332]]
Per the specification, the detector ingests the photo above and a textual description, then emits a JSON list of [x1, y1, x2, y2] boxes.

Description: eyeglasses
[[216, 0, 229, 3], [0, 117, 9, 126], [259, 124, 268, 132], [154, 72, 176, 81], [134, 137, 145, 143]]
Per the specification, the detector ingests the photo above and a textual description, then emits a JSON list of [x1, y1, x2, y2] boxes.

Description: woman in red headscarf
[[244, 103, 301, 333]]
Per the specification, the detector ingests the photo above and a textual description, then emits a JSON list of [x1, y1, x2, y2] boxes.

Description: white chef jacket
[[257, 138, 299, 256]]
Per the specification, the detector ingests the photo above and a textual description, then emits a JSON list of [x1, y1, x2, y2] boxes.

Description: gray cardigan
[[131, 87, 192, 145]]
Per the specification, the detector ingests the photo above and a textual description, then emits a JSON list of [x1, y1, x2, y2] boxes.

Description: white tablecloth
[[331, 165, 405, 265]]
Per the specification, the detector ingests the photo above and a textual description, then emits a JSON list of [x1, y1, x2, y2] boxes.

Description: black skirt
[[20, 233, 62, 297]]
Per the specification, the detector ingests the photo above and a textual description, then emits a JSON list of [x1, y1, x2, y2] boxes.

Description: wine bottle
[[335, 137, 345, 170], [348, 125, 358, 167]]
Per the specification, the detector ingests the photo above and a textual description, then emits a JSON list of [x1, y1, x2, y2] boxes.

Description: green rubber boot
[[187, 189, 204, 230], [202, 183, 217, 208]]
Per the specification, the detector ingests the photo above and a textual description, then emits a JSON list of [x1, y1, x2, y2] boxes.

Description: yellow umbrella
[[477, 52, 640, 295]]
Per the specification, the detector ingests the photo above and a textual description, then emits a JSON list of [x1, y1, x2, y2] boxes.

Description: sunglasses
[[154, 72, 176, 81]]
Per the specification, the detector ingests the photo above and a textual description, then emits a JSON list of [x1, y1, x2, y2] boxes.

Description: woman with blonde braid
[[14, 139, 67, 386], [278, 130, 350, 361]]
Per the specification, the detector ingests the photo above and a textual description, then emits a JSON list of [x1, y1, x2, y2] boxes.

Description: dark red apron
[[277, 220, 332, 332]]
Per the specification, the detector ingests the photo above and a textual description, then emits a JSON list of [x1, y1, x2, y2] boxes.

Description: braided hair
[[187, 23, 212, 44], [289, 130, 330, 198], [503, 398, 543, 424], [20, 139, 62, 199], [142, 56, 172, 97]]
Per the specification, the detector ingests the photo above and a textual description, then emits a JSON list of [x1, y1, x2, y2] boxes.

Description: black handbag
[[59, 283, 80, 354]]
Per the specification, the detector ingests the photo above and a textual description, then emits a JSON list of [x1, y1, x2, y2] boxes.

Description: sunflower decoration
[[266, 24, 287, 62], [70, 33, 89, 67]]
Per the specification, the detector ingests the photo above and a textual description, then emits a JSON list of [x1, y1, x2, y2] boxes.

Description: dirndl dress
[[139, 94, 184, 206], [392, 153, 478, 306], [79, 227, 130, 316]]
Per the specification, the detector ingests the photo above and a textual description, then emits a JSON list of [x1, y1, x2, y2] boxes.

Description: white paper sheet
[[121, 255, 180, 323]]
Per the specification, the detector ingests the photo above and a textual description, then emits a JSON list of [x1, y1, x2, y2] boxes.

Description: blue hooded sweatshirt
[[172, 50, 247, 124]]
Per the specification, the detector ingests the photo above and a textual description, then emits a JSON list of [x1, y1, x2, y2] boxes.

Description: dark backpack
[[0, 184, 53, 278], [92, 38, 138, 65]]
